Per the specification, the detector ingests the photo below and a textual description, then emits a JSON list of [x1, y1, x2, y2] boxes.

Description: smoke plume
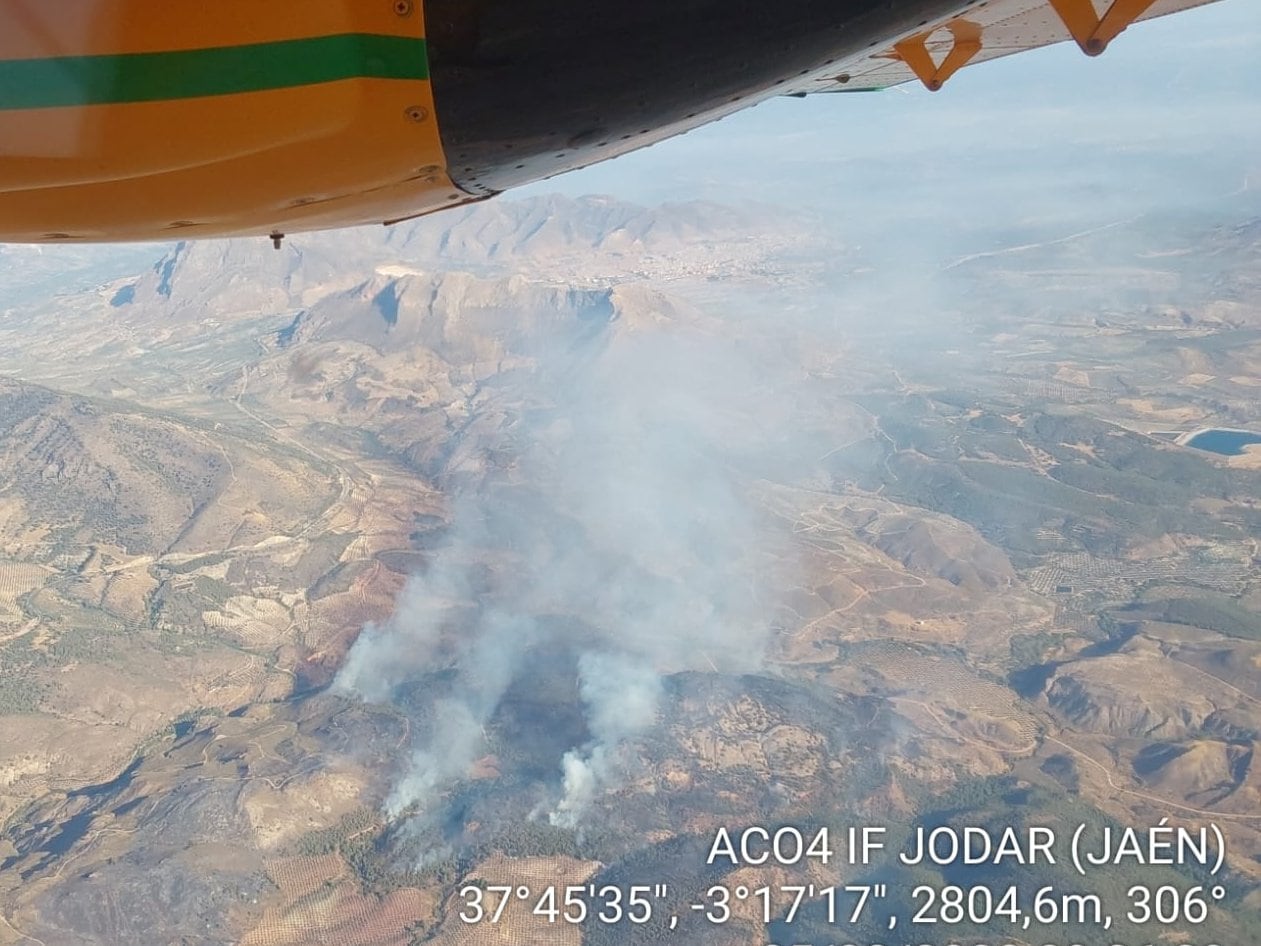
[[335, 304, 803, 835]]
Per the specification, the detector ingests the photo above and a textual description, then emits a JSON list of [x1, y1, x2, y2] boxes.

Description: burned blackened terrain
[[0, 196, 1258, 944]]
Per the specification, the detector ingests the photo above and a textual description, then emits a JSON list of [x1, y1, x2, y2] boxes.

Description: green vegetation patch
[[1133, 587, 1261, 641]]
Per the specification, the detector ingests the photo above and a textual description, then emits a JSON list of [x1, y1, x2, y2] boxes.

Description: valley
[[0, 194, 1258, 944]]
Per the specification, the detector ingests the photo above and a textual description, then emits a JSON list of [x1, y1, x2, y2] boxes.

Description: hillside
[[0, 195, 1257, 944]]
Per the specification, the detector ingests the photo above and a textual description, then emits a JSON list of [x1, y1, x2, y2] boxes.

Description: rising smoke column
[[550, 652, 664, 827], [335, 309, 798, 832]]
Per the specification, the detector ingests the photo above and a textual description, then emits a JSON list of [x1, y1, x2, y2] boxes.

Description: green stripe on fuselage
[[0, 33, 428, 110]]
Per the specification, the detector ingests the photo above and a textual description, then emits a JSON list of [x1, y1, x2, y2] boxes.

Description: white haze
[[333, 0, 1258, 841], [335, 326, 802, 827]]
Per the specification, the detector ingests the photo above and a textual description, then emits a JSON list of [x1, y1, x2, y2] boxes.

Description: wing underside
[[796, 0, 1221, 93]]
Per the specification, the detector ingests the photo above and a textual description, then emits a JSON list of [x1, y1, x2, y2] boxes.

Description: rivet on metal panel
[[394, 1, 413, 16], [888, 19, 982, 91], [1047, 0, 1158, 56], [404, 106, 430, 123]]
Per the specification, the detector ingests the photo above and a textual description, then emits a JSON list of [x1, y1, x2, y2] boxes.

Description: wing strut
[[891, 19, 982, 91], [1046, 0, 1160, 56]]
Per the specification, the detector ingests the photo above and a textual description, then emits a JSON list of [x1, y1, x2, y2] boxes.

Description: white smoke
[[334, 309, 812, 834], [549, 652, 664, 826]]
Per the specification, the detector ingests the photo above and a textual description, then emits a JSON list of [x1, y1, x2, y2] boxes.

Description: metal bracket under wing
[[891, 19, 983, 91], [795, 0, 1221, 95], [1046, 0, 1160, 56]]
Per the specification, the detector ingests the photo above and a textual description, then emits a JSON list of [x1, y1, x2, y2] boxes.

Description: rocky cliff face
[[1, 194, 1260, 945]]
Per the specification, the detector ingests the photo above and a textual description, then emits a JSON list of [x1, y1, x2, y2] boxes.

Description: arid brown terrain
[[0, 195, 1258, 944]]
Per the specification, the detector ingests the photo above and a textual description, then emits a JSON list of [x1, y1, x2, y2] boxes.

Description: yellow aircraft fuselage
[[0, 1, 465, 242]]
